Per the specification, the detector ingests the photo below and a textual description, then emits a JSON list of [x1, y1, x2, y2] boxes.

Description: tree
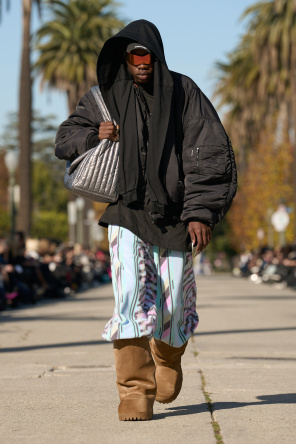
[[214, 0, 296, 240], [18, 0, 36, 236], [1, 0, 43, 236], [34, 0, 124, 247], [229, 122, 294, 251], [0, 110, 69, 240], [241, 0, 296, 240], [0, 110, 63, 175], [213, 37, 264, 172], [34, 0, 124, 113]]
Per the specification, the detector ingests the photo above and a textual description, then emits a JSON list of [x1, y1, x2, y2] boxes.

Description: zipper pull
[[196, 147, 200, 168]]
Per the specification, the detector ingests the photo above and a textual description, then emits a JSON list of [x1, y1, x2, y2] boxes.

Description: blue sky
[[0, 0, 253, 136]]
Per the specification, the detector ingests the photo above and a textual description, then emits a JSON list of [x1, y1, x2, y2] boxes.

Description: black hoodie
[[96, 20, 176, 215], [55, 20, 237, 231]]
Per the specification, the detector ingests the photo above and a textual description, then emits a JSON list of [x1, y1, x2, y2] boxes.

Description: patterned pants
[[102, 225, 198, 347]]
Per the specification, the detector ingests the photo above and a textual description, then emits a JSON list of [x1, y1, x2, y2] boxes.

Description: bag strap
[[90, 85, 117, 125]]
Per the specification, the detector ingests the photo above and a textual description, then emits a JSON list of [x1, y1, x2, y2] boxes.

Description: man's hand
[[188, 221, 212, 255], [98, 121, 119, 142]]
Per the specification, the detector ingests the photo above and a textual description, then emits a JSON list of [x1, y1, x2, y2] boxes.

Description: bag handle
[[90, 85, 117, 125]]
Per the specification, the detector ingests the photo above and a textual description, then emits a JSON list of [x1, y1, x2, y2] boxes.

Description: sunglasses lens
[[127, 53, 152, 65]]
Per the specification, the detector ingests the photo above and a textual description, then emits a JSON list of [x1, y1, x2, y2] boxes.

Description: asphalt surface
[[1, 274, 296, 444]]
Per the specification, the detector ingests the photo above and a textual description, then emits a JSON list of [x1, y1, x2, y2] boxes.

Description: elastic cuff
[[185, 218, 213, 229]]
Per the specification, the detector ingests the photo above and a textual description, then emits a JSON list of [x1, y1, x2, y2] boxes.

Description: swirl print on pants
[[102, 225, 198, 347]]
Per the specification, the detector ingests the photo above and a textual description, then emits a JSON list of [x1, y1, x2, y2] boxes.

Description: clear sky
[[0, 0, 253, 137]]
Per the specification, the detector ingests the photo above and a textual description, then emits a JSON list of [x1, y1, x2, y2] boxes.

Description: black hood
[[97, 19, 168, 89], [96, 20, 175, 213]]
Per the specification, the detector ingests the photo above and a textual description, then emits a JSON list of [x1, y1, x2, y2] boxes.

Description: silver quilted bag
[[64, 85, 119, 203]]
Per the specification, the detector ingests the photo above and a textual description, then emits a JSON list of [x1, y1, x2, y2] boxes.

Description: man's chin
[[136, 74, 152, 83]]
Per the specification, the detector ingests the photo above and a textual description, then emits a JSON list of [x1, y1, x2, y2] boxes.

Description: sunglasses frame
[[125, 52, 153, 66]]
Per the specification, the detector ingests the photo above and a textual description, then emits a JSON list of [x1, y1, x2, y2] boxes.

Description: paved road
[[1, 274, 296, 444]]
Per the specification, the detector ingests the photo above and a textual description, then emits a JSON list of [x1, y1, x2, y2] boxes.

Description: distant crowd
[[233, 244, 296, 289], [2, 231, 295, 312], [0, 231, 111, 311]]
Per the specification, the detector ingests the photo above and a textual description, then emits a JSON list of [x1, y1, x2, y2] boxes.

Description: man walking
[[55, 19, 237, 421]]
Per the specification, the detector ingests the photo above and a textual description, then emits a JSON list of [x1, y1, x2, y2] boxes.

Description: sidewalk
[[0, 275, 296, 444]]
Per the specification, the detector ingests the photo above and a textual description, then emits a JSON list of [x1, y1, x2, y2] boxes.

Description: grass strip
[[199, 369, 224, 444]]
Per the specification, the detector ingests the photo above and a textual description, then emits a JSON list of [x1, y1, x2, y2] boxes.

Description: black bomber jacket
[[55, 72, 237, 230]]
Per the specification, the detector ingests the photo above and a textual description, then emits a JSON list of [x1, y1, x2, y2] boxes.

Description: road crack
[[199, 369, 224, 444], [191, 337, 224, 444]]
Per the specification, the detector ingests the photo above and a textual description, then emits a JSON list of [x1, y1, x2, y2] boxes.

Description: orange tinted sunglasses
[[126, 52, 152, 66]]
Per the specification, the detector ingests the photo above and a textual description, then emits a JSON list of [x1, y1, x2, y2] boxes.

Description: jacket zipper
[[191, 147, 200, 171]]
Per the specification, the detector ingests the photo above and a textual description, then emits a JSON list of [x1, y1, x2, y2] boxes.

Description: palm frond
[[33, 0, 125, 112]]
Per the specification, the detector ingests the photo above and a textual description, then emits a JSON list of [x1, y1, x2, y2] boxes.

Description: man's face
[[126, 48, 154, 84]]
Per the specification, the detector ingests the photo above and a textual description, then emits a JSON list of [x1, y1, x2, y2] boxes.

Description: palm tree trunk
[[18, 0, 32, 236], [67, 85, 80, 115]]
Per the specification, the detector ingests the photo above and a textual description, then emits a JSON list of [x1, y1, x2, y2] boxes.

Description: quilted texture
[[64, 85, 119, 203]]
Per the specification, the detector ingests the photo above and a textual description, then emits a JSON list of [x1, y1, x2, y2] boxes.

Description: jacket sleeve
[[180, 87, 237, 229], [55, 92, 102, 161]]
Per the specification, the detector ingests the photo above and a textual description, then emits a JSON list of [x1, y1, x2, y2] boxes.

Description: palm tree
[[34, 0, 124, 247], [240, 0, 296, 239], [213, 29, 287, 172], [1, 0, 42, 236], [213, 36, 263, 172], [214, 0, 296, 238], [18, 0, 42, 236], [34, 0, 124, 113]]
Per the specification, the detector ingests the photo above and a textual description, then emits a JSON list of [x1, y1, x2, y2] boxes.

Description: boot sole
[[118, 398, 153, 420], [119, 414, 153, 421]]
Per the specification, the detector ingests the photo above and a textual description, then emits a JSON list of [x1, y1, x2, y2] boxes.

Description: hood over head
[[97, 19, 168, 89], [126, 42, 151, 53], [96, 20, 175, 212]]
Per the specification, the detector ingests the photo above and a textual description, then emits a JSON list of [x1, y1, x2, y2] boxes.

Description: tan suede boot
[[113, 337, 156, 421], [150, 337, 188, 404]]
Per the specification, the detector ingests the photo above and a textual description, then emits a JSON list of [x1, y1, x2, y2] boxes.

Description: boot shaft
[[113, 337, 156, 400], [150, 338, 188, 367]]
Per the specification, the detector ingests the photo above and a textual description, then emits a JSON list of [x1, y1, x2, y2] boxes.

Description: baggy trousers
[[102, 225, 199, 347]]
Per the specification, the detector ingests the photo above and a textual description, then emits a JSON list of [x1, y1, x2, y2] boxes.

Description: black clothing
[[55, 20, 237, 231], [100, 199, 192, 252], [96, 20, 175, 214], [100, 79, 191, 252], [137, 82, 154, 114], [55, 92, 101, 162], [133, 83, 151, 194]]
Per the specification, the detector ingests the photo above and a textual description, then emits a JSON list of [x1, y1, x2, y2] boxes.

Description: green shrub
[[0, 211, 10, 238], [31, 211, 68, 241]]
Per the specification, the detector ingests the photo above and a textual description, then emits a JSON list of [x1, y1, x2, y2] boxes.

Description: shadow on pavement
[[153, 402, 209, 419], [0, 284, 113, 316], [69, 295, 114, 302], [155, 393, 296, 419], [0, 314, 109, 323], [212, 393, 296, 411], [228, 356, 296, 361], [219, 295, 296, 301], [0, 339, 108, 353]]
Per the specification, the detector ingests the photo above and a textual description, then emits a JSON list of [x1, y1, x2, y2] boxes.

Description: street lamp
[[76, 197, 85, 246], [4, 150, 19, 237]]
